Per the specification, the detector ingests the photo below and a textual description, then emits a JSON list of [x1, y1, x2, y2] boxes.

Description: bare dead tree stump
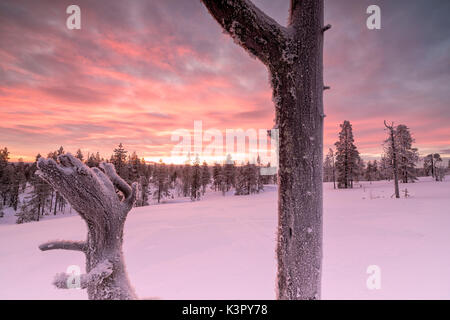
[[200, 0, 326, 299], [37, 154, 137, 300]]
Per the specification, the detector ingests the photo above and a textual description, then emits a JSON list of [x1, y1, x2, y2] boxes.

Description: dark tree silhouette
[[384, 121, 400, 198]]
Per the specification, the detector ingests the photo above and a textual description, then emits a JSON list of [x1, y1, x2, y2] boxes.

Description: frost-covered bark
[[384, 121, 400, 198], [200, 0, 326, 299], [36, 154, 137, 300]]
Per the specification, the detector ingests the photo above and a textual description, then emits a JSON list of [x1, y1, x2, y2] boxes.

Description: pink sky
[[0, 0, 449, 163]]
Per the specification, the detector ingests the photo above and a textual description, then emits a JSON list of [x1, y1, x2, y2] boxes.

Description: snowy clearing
[[0, 177, 449, 299]]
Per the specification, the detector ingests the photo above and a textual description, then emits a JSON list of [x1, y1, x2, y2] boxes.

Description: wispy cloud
[[0, 0, 449, 161]]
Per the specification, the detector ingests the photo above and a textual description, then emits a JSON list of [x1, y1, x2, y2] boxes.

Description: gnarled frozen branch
[[53, 260, 114, 289], [200, 0, 289, 66], [100, 162, 131, 198], [37, 153, 137, 299], [39, 240, 86, 252], [99, 162, 138, 214]]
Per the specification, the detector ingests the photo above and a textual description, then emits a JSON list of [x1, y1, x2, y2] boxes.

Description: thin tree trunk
[[391, 133, 400, 198], [53, 193, 59, 215], [385, 121, 400, 198], [200, 0, 325, 299], [431, 155, 434, 178], [50, 190, 54, 211]]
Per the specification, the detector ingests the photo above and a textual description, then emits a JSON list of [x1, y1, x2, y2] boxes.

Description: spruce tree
[[181, 163, 191, 197], [256, 155, 264, 192], [128, 151, 141, 183], [355, 157, 365, 184], [379, 155, 392, 181], [395, 125, 419, 183], [323, 149, 335, 184], [137, 175, 150, 207], [0, 147, 10, 205], [168, 164, 178, 188], [16, 159, 27, 193], [190, 157, 202, 201], [112, 143, 128, 179], [424, 153, 442, 181], [0, 147, 8, 171], [334, 121, 360, 189], [75, 149, 84, 161], [0, 164, 14, 207], [16, 193, 39, 223], [384, 121, 400, 198], [16, 174, 51, 223], [152, 160, 171, 203], [47, 147, 66, 214], [247, 163, 258, 194], [365, 161, 373, 182], [223, 154, 236, 191], [234, 165, 246, 195], [329, 149, 336, 188], [200, 161, 211, 195], [57, 146, 65, 156], [10, 163, 23, 210], [86, 152, 102, 168], [212, 163, 222, 191], [364, 160, 380, 182], [235, 162, 258, 195], [372, 160, 380, 181]]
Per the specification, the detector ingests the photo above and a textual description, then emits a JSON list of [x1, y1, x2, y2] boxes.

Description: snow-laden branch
[[99, 162, 137, 213], [39, 240, 86, 252], [36, 154, 137, 221], [37, 154, 138, 299], [100, 162, 131, 198], [53, 260, 113, 289], [200, 0, 288, 66]]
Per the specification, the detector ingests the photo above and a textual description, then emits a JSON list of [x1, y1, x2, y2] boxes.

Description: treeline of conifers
[[323, 120, 449, 189], [1, 121, 449, 223], [0, 144, 276, 224]]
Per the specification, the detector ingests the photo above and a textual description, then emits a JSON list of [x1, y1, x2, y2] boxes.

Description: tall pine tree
[[394, 125, 418, 183], [152, 160, 171, 203], [111, 143, 128, 179], [200, 161, 211, 195], [190, 157, 202, 201], [334, 121, 360, 189]]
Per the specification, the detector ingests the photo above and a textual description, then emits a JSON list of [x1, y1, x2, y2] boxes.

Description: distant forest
[[0, 120, 448, 224]]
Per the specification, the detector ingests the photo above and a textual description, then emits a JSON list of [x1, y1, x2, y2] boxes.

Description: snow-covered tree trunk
[[37, 154, 137, 300], [200, 0, 326, 299]]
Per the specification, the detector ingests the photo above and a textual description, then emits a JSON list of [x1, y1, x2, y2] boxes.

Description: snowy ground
[[0, 176, 449, 299]]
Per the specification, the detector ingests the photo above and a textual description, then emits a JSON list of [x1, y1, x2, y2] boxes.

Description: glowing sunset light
[[0, 0, 449, 162]]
